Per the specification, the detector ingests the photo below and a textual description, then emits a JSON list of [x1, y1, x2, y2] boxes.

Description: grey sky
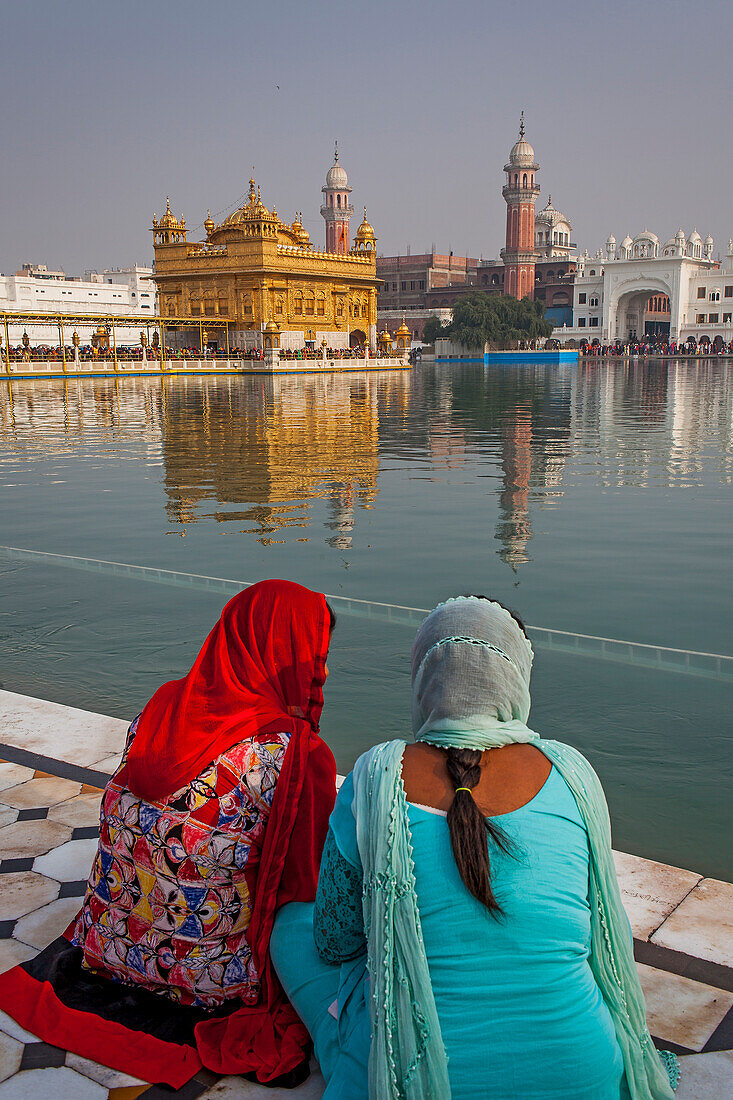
[[2, 0, 732, 275]]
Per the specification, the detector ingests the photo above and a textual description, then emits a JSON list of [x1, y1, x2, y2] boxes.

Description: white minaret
[[320, 142, 354, 254]]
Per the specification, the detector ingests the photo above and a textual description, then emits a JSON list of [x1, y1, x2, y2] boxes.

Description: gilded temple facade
[[151, 154, 379, 352]]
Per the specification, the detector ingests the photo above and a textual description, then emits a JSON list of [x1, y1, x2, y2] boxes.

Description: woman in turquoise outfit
[[271, 597, 679, 1099]]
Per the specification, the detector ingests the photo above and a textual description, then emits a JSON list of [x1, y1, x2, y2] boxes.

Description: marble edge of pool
[[1, 689, 733, 1099], [0, 688, 731, 980]]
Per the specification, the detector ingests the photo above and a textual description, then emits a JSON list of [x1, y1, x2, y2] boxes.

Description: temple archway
[[349, 328, 366, 347], [608, 275, 674, 343]]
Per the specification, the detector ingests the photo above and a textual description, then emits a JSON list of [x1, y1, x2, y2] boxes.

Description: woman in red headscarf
[[0, 580, 337, 1089]]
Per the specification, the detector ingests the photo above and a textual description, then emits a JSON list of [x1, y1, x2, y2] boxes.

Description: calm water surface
[[1, 361, 731, 876]]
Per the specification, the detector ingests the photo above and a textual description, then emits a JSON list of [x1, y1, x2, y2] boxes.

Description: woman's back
[[74, 717, 291, 1006], [405, 765, 624, 1099]]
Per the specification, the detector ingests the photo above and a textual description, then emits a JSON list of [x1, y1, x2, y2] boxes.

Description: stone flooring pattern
[[1, 689, 731, 1098]]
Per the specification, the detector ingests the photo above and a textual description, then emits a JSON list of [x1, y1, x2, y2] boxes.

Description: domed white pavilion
[[535, 196, 573, 259]]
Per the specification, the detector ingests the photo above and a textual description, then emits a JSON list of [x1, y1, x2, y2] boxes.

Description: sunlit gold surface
[[161, 373, 400, 542], [152, 175, 379, 344]]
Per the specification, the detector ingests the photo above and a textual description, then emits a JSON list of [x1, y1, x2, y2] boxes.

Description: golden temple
[[151, 166, 379, 353]]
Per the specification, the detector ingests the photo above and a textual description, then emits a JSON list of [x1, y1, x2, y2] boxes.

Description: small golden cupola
[[395, 314, 411, 352], [354, 206, 376, 252], [290, 211, 311, 248], [152, 197, 186, 244], [263, 318, 281, 350], [204, 210, 215, 239]]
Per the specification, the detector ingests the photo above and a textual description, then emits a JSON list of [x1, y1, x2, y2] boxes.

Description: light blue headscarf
[[353, 597, 679, 1099]]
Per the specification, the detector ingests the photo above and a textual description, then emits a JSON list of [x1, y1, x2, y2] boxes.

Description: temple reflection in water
[[0, 360, 730, 565], [160, 372, 410, 545]]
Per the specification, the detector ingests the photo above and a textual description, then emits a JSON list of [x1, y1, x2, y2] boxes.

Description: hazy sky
[[2, 0, 732, 275]]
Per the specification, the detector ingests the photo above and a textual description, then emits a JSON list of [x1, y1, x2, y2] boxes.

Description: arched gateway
[[607, 275, 675, 343]]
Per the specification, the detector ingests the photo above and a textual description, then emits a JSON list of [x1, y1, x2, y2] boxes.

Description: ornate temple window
[[317, 294, 326, 317], [294, 294, 304, 316], [361, 302, 367, 317], [275, 297, 284, 316], [305, 292, 315, 316], [336, 300, 344, 318]]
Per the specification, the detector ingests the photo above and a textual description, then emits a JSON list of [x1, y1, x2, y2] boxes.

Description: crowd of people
[[0, 580, 680, 1098], [3, 343, 376, 364], [578, 339, 733, 358]]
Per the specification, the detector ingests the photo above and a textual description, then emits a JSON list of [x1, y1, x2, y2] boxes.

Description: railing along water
[[1, 546, 731, 683]]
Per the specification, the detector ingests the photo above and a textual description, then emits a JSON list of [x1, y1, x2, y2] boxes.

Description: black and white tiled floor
[[0, 689, 731, 1098]]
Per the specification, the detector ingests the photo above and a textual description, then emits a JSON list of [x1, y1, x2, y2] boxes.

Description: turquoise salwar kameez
[[272, 767, 625, 1098], [272, 597, 678, 1099]]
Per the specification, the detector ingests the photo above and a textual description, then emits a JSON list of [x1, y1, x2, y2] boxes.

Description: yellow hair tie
[[454, 787, 472, 794]]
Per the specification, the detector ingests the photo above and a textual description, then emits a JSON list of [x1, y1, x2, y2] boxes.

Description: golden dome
[[290, 212, 311, 246], [396, 316, 410, 336], [356, 206, 376, 242], [158, 196, 180, 229], [204, 210, 215, 235], [264, 318, 280, 333], [220, 176, 276, 229]]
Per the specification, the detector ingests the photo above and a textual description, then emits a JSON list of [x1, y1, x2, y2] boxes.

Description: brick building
[[376, 252, 479, 312], [425, 258, 576, 327]]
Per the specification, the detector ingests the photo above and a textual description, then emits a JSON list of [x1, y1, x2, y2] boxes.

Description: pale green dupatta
[[352, 598, 679, 1100]]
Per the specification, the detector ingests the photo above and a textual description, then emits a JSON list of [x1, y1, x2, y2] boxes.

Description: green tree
[[445, 292, 552, 350], [421, 315, 445, 345]]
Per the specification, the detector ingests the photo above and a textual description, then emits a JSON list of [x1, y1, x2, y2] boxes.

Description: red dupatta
[[127, 578, 338, 1082], [125, 578, 332, 802], [0, 579, 336, 1088]]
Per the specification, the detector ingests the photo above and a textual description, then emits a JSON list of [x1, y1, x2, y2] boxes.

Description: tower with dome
[[500, 113, 541, 299], [320, 142, 354, 254]]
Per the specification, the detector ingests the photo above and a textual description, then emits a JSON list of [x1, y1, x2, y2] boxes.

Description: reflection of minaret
[[495, 410, 533, 569], [326, 483, 355, 548]]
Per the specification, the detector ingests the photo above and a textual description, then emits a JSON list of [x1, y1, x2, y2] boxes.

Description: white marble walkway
[[0, 690, 731, 1098]]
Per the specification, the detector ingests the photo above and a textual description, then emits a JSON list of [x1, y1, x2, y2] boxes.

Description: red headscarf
[[125, 578, 331, 802], [126, 578, 337, 1082]]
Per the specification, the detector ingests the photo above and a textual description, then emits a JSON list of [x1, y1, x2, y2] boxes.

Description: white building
[[559, 230, 733, 349], [534, 196, 574, 260], [0, 264, 157, 344]]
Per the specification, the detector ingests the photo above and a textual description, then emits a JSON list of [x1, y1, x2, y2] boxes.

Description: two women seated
[[2, 580, 679, 1098]]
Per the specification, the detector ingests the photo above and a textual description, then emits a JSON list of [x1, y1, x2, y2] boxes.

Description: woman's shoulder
[[216, 731, 292, 791], [352, 739, 408, 775], [539, 740, 605, 790]]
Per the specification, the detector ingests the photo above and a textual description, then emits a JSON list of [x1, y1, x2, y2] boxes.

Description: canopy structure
[[1, 311, 236, 373]]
